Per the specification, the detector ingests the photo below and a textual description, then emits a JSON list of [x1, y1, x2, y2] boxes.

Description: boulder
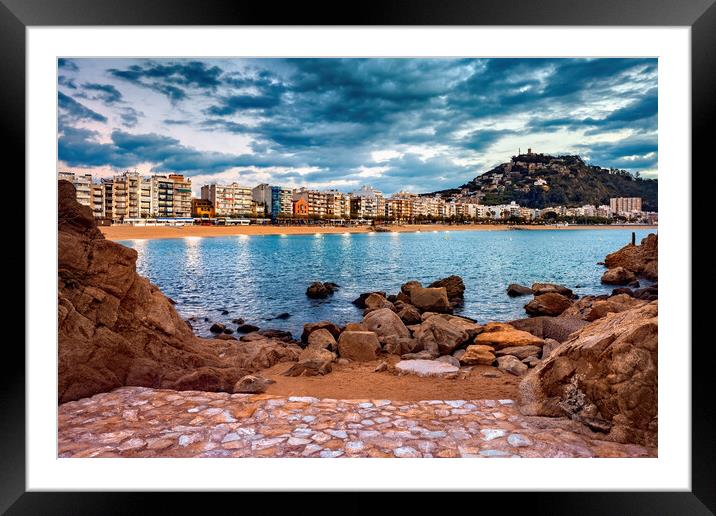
[[306, 281, 338, 299], [383, 336, 419, 356], [522, 356, 541, 368], [474, 324, 545, 350], [604, 233, 658, 280], [233, 374, 275, 394], [209, 323, 226, 334], [601, 266, 637, 285], [258, 329, 294, 342], [343, 322, 368, 332], [507, 283, 533, 297], [494, 345, 541, 360], [497, 355, 529, 376], [410, 287, 451, 313], [560, 294, 647, 322], [428, 275, 465, 305], [352, 291, 387, 308], [363, 308, 410, 342], [509, 316, 587, 343], [460, 345, 496, 366], [398, 304, 422, 325], [400, 280, 422, 295], [519, 301, 658, 446], [401, 350, 438, 360], [282, 347, 334, 377], [307, 328, 337, 351], [363, 293, 396, 314], [633, 285, 658, 301], [394, 359, 459, 378], [57, 180, 301, 403], [237, 323, 259, 333], [301, 321, 342, 344], [337, 331, 381, 362], [438, 315, 484, 340], [413, 315, 472, 356], [531, 283, 574, 298], [611, 287, 634, 297], [524, 292, 573, 316]]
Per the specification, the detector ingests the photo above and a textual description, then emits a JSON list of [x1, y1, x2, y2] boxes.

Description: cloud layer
[[57, 58, 658, 194]]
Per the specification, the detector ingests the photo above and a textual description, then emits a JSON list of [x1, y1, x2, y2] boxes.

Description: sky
[[57, 58, 658, 196]]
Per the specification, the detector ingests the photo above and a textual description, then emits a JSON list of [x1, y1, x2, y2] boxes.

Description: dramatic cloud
[[57, 58, 658, 193]]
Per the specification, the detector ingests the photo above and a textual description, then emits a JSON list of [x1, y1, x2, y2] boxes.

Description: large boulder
[[524, 292, 573, 316], [394, 359, 459, 378], [531, 283, 574, 298], [601, 266, 637, 285], [307, 328, 337, 352], [400, 280, 422, 295], [604, 233, 658, 280], [510, 316, 588, 343], [561, 294, 648, 322], [428, 275, 465, 306], [413, 315, 473, 356], [474, 323, 545, 350], [398, 304, 422, 325], [352, 291, 387, 308], [233, 374, 275, 394], [337, 331, 381, 361], [363, 308, 410, 342], [410, 287, 451, 313], [283, 347, 335, 377], [497, 355, 529, 376], [519, 301, 658, 446], [301, 321, 342, 344], [506, 283, 533, 297], [57, 181, 301, 403]]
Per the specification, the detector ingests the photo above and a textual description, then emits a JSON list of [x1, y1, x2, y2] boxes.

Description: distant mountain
[[429, 153, 658, 211]]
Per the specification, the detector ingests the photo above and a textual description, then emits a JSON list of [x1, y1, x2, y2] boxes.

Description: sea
[[119, 228, 655, 338]]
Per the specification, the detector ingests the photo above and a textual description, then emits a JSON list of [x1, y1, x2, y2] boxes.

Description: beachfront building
[[293, 197, 309, 217], [349, 185, 384, 219], [385, 196, 415, 222], [99, 171, 153, 222], [58, 171, 93, 208], [293, 187, 328, 218], [252, 184, 273, 217], [413, 195, 445, 219], [90, 183, 105, 218], [609, 197, 642, 215], [191, 198, 214, 218], [169, 174, 192, 218], [270, 186, 293, 219], [201, 183, 253, 217], [150, 175, 175, 218], [324, 189, 351, 219]]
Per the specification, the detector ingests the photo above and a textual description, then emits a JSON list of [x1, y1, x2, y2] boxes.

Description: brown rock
[[398, 304, 422, 325], [343, 322, 368, 332], [337, 331, 380, 361], [604, 233, 658, 280], [233, 374, 275, 394], [363, 307, 410, 342], [301, 321, 342, 344], [410, 287, 451, 313], [352, 291, 387, 308], [428, 275, 465, 304], [541, 338, 562, 359], [494, 345, 541, 360], [460, 345, 496, 366], [363, 293, 396, 314], [400, 280, 422, 295], [519, 301, 658, 446], [497, 355, 529, 376], [307, 328, 337, 351], [413, 315, 471, 356], [382, 336, 419, 356], [531, 283, 574, 297], [524, 292, 573, 316], [560, 294, 647, 322], [57, 181, 300, 403], [507, 283, 533, 297], [474, 324, 545, 350], [306, 281, 338, 299], [601, 266, 637, 285]]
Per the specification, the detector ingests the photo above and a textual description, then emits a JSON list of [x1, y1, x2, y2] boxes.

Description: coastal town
[[58, 166, 657, 228]]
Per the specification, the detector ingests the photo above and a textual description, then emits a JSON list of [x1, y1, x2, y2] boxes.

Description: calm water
[[120, 229, 654, 338]]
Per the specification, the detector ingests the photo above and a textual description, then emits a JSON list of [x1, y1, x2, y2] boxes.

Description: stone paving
[[58, 387, 655, 458]]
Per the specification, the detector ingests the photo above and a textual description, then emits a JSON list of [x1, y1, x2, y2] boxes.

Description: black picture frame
[[4, 0, 711, 512]]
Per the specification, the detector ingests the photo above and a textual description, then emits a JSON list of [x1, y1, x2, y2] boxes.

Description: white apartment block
[[59, 171, 93, 208], [201, 183, 252, 217], [349, 185, 385, 219]]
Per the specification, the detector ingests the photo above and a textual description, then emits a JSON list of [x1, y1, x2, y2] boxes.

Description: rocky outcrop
[[524, 292, 573, 316], [352, 291, 387, 308], [363, 308, 410, 342], [337, 331, 380, 361], [519, 301, 658, 446], [233, 374, 275, 394], [474, 323, 545, 349], [57, 181, 300, 404], [301, 321, 342, 344], [460, 345, 496, 365], [306, 281, 338, 299], [413, 315, 476, 356], [531, 283, 574, 298], [604, 233, 658, 280], [510, 316, 588, 343], [363, 293, 396, 314], [560, 294, 648, 322]]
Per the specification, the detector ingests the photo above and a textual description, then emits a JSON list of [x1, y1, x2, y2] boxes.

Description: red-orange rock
[[604, 233, 658, 280]]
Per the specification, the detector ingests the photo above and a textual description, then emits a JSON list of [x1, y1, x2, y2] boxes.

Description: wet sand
[[100, 223, 657, 241]]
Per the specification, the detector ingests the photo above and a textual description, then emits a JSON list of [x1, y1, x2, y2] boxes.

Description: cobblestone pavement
[[58, 387, 655, 458]]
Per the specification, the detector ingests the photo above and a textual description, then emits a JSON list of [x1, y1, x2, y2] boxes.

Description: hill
[[429, 153, 658, 211]]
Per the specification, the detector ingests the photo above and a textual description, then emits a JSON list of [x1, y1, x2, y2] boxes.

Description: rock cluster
[[58, 181, 300, 403], [603, 233, 658, 281], [519, 301, 658, 446], [306, 281, 339, 299]]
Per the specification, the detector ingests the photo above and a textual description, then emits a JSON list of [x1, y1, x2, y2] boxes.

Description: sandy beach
[[100, 223, 657, 241]]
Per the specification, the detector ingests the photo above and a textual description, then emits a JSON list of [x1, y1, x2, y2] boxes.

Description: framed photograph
[[7, 0, 711, 511]]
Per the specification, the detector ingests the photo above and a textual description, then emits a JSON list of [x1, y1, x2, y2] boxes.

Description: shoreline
[[101, 223, 658, 241]]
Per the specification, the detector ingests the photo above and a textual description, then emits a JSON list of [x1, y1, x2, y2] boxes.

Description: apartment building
[[324, 189, 351, 219], [609, 197, 642, 215], [293, 187, 328, 218], [169, 174, 192, 218], [201, 183, 252, 217], [58, 171, 93, 208], [349, 185, 384, 219], [270, 186, 293, 219], [385, 197, 414, 222], [252, 184, 273, 217]]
